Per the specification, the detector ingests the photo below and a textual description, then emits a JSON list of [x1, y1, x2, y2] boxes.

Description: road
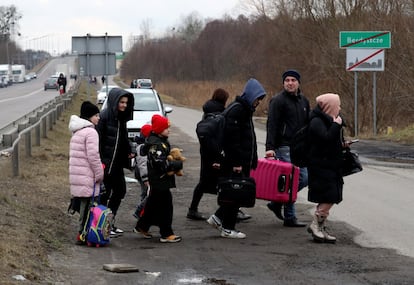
[[168, 105, 414, 259], [0, 57, 77, 130]]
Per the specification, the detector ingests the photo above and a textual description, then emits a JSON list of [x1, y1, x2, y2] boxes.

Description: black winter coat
[[221, 96, 258, 175], [266, 89, 310, 150], [307, 106, 344, 204], [97, 88, 134, 174]]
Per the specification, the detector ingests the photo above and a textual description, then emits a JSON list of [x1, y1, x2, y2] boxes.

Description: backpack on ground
[[81, 185, 113, 247], [195, 102, 239, 158], [290, 119, 312, 167]]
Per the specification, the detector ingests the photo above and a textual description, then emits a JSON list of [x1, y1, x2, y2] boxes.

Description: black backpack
[[195, 102, 239, 159], [290, 118, 313, 167]]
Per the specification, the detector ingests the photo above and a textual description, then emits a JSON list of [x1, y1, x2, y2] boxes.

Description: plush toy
[[167, 148, 186, 176]]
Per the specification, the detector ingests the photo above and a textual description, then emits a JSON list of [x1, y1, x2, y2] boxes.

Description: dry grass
[[0, 81, 96, 283]]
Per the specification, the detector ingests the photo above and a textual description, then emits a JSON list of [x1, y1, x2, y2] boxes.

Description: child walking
[[68, 101, 103, 245], [133, 124, 152, 219], [134, 115, 183, 243]]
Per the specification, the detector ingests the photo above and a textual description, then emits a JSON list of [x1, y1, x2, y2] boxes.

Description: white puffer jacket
[[69, 115, 104, 197]]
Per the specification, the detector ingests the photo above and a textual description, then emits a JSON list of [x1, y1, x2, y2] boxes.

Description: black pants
[[136, 187, 174, 238], [101, 168, 126, 217]]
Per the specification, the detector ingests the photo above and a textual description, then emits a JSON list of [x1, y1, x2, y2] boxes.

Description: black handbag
[[342, 149, 363, 176], [217, 176, 256, 208]]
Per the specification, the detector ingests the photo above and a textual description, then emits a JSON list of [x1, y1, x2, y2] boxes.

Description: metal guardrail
[[0, 87, 78, 176]]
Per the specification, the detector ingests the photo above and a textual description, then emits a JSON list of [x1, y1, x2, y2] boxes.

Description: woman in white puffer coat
[[69, 101, 104, 245]]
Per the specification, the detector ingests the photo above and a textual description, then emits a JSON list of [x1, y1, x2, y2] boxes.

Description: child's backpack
[[85, 203, 113, 247], [195, 102, 239, 159], [81, 185, 113, 247]]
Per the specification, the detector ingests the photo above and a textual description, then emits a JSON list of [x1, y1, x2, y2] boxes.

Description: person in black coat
[[57, 73, 67, 93], [187, 88, 229, 220], [307, 93, 347, 243], [207, 78, 266, 239], [97, 88, 135, 236]]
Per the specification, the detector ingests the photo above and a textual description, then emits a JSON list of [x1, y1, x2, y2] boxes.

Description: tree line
[[121, 0, 414, 136]]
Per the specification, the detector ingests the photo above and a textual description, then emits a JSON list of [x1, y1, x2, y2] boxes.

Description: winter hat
[[80, 101, 100, 120], [140, 124, 152, 138], [316, 93, 341, 118], [151, 114, 170, 134], [282, 69, 301, 83]]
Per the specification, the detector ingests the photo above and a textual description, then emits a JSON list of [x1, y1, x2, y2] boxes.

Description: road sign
[[346, 49, 385, 72], [340, 31, 391, 49]]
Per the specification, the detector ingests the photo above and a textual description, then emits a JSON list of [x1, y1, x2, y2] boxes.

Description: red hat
[[151, 115, 170, 134], [140, 124, 152, 138]]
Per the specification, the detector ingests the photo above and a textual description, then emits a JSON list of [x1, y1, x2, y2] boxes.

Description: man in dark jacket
[[265, 69, 310, 227], [207, 78, 266, 239], [97, 88, 135, 236]]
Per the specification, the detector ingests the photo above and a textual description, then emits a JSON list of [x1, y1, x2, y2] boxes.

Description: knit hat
[[80, 101, 100, 120], [282, 69, 301, 83], [140, 124, 152, 138], [316, 93, 341, 118], [151, 114, 170, 134]]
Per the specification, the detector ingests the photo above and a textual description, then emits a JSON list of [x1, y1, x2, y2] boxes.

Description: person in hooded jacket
[[306, 93, 347, 244], [97, 88, 135, 236], [187, 88, 252, 222], [68, 101, 104, 245], [207, 78, 266, 239]]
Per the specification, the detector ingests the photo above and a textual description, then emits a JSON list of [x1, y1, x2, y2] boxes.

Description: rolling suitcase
[[250, 158, 299, 203]]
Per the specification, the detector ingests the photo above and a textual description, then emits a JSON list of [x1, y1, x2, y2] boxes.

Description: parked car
[[136, 78, 153, 89], [96, 85, 118, 104], [44, 77, 58, 90], [101, 88, 172, 140]]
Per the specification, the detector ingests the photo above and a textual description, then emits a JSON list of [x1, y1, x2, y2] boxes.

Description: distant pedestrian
[[101, 76, 105, 84], [207, 78, 266, 239], [265, 69, 310, 227], [134, 115, 183, 243], [68, 101, 103, 245], [307, 93, 347, 243], [57, 73, 67, 93], [97, 88, 135, 237]]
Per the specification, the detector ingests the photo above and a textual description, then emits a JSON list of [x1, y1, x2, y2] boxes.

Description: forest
[[121, 0, 414, 137]]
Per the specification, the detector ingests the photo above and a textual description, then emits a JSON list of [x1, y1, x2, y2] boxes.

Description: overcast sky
[[6, 0, 244, 55]]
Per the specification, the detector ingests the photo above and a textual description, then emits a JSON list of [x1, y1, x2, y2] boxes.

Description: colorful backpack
[[81, 185, 113, 247]]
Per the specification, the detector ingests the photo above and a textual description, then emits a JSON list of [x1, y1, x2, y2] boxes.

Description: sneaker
[[187, 209, 206, 220], [236, 209, 252, 222], [112, 227, 124, 234], [160, 235, 182, 243], [75, 233, 86, 245], [207, 214, 222, 230], [133, 227, 152, 239], [220, 228, 246, 239]]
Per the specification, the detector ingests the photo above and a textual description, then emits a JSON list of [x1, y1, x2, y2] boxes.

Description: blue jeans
[[273, 146, 308, 220]]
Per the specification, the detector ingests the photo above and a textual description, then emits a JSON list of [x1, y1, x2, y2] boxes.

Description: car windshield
[[133, 93, 159, 111]]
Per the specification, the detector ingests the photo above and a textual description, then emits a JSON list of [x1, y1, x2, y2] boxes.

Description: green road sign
[[339, 31, 391, 49]]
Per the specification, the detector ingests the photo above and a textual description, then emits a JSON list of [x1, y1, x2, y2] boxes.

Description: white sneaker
[[221, 228, 246, 239], [207, 214, 222, 230]]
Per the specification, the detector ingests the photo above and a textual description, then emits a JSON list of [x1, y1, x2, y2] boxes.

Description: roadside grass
[[0, 80, 95, 283]]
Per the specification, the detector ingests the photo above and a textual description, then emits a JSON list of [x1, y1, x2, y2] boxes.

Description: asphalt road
[[52, 108, 414, 284]]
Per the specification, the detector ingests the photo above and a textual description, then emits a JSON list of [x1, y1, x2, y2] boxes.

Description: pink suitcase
[[250, 158, 299, 203]]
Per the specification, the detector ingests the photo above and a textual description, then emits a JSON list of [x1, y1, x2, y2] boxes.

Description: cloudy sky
[[6, 0, 244, 55]]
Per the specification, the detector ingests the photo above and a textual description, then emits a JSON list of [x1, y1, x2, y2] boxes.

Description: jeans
[[273, 146, 308, 220]]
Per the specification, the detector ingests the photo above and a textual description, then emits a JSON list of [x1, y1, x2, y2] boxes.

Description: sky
[[6, 0, 244, 55]]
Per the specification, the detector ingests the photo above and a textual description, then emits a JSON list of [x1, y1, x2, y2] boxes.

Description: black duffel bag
[[217, 176, 256, 208]]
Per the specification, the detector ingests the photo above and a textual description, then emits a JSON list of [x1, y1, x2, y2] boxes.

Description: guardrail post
[[48, 113, 53, 131], [3, 133, 13, 147], [25, 131, 31, 157], [42, 117, 47, 138], [12, 140, 19, 177]]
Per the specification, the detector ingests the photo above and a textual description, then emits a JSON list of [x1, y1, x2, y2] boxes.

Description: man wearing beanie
[[97, 88, 135, 236], [134, 114, 183, 243], [265, 69, 310, 227], [68, 101, 103, 244]]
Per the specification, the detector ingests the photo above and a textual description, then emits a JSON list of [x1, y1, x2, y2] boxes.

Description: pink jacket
[[69, 115, 104, 197]]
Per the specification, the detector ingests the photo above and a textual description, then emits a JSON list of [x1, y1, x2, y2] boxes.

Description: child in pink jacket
[[69, 101, 104, 245]]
